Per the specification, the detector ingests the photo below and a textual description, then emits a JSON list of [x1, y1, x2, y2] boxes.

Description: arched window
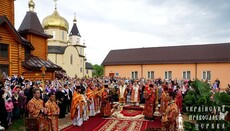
[[62, 31, 64, 41], [80, 48, 82, 55], [70, 54, 73, 65]]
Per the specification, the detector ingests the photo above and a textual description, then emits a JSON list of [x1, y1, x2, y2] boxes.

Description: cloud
[[14, 0, 230, 64]]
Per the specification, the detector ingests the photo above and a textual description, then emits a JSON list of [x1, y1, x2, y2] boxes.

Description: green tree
[[93, 64, 104, 77], [183, 80, 230, 131]]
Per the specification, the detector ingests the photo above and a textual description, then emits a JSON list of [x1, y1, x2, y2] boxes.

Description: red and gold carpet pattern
[[93, 119, 147, 131], [120, 109, 143, 116], [123, 105, 144, 111]]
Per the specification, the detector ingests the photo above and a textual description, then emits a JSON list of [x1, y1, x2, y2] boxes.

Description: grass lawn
[[7, 118, 25, 131]]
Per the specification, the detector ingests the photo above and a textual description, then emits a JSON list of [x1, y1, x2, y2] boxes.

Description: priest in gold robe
[[70, 85, 86, 126], [131, 80, 140, 106], [162, 91, 179, 131], [118, 80, 127, 105], [45, 92, 60, 131]]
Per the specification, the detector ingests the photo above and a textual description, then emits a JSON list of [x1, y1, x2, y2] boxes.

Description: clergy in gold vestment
[[45, 92, 60, 131], [70, 86, 85, 126], [143, 84, 155, 120], [86, 86, 96, 116], [27, 88, 49, 131], [131, 80, 140, 106], [94, 86, 101, 114], [162, 91, 179, 131], [118, 80, 127, 105], [101, 85, 111, 117], [160, 84, 169, 114], [27, 88, 47, 118]]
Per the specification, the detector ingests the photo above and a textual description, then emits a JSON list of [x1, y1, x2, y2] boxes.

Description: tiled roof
[[102, 43, 230, 66], [22, 55, 62, 70], [48, 46, 67, 54], [85, 62, 93, 70], [18, 11, 52, 38]]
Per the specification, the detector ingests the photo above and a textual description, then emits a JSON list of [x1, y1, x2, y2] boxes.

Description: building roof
[[69, 23, 81, 37], [0, 16, 34, 50], [102, 43, 230, 66], [48, 46, 67, 54], [22, 54, 62, 70], [85, 62, 93, 70], [18, 11, 52, 38]]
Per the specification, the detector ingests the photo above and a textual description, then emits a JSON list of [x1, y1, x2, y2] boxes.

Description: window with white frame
[[183, 71, 191, 80], [202, 71, 211, 80], [147, 71, 154, 79], [131, 71, 138, 79], [165, 71, 172, 80]]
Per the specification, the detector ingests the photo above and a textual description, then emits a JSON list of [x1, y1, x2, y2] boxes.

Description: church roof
[[85, 62, 93, 70], [48, 46, 67, 54], [102, 43, 230, 66], [0, 16, 34, 50], [18, 11, 52, 38], [69, 23, 81, 37], [22, 54, 62, 70]]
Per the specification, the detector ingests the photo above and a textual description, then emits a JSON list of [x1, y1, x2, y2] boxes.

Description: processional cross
[[40, 66, 46, 90]]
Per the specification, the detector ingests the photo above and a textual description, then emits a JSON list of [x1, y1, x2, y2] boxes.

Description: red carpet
[[62, 113, 105, 131], [62, 114, 162, 131], [93, 119, 148, 131], [123, 105, 143, 111], [147, 119, 162, 129], [120, 109, 143, 116]]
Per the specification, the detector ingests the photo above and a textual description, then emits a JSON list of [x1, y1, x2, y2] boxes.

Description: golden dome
[[42, 10, 69, 32]]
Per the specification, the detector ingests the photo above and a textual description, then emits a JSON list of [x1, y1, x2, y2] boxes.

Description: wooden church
[[0, 0, 62, 80]]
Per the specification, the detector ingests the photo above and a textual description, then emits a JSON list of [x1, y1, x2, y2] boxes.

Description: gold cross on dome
[[41, 66, 46, 74]]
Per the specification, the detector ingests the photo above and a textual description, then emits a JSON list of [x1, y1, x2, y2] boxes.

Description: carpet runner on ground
[[62, 104, 162, 131], [93, 119, 147, 131], [122, 105, 144, 111]]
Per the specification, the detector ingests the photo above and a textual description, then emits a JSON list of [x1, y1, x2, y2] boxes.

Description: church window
[[80, 48, 82, 54], [86, 70, 88, 74], [76, 38, 80, 43], [0, 44, 8, 58], [70, 54, 73, 65], [62, 31, 64, 41], [80, 67, 83, 73]]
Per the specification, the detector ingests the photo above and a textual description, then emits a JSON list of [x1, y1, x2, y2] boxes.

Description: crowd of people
[[0, 74, 229, 131]]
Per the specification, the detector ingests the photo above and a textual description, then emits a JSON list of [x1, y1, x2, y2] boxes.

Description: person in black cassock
[[56, 86, 65, 118], [0, 90, 8, 129]]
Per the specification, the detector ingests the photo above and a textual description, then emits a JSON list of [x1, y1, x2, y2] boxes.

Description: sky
[[14, 0, 230, 65]]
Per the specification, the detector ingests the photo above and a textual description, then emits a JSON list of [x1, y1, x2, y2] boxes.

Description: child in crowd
[[5, 98, 14, 125]]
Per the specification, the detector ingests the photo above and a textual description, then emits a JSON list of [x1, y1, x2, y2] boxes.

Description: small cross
[[54, 0, 57, 10], [41, 66, 46, 75]]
